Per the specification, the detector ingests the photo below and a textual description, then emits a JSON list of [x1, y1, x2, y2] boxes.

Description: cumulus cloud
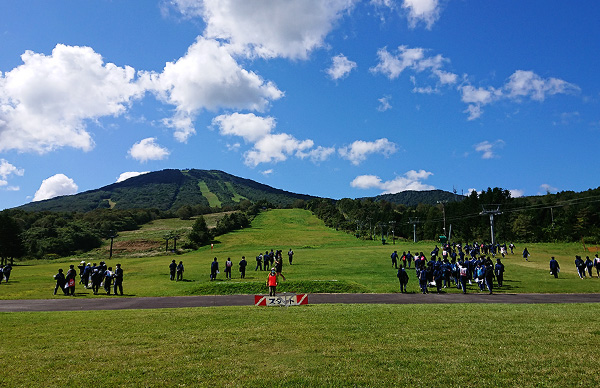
[[212, 112, 275, 143], [0, 44, 144, 154], [510, 189, 525, 198], [474, 140, 505, 159], [339, 138, 397, 165], [351, 170, 435, 193], [212, 112, 333, 166], [0, 159, 24, 187], [128, 138, 170, 163], [402, 0, 441, 29], [33, 173, 78, 201], [171, 0, 356, 60], [377, 95, 392, 111], [326, 54, 357, 80], [116, 171, 149, 183], [144, 37, 283, 142], [460, 70, 579, 120]]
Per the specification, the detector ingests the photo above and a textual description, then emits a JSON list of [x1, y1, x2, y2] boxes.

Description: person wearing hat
[[267, 268, 278, 296], [77, 261, 86, 285]]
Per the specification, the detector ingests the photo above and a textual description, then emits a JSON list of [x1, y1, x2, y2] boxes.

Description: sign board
[[255, 293, 308, 307]]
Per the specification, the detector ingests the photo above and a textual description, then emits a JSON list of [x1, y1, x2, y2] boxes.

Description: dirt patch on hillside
[[109, 239, 162, 254]]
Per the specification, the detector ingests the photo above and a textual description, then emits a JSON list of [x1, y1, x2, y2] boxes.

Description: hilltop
[[17, 169, 316, 212]]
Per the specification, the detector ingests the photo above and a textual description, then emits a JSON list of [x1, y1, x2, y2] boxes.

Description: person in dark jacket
[[575, 256, 586, 279], [397, 267, 409, 293], [91, 269, 102, 295], [65, 265, 77, 296], [549, 257, 560, 278], [494, 258, 505, 287], [169, 260, 177, 281], [113, 264, 123, 295], [53, 269, 67, 295], [585, 256, 594, 278], [210, 257, 219, 281], [104, 267, 113, 294], [239, 256, 247, 279], [176, 261, 184, 281], [2, 264, 11, 282]]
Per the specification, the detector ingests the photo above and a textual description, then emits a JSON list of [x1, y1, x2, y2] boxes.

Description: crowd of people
[[394, 242, 508, 294], [53, 261, 123, 296], [574, 254, 600, 279]]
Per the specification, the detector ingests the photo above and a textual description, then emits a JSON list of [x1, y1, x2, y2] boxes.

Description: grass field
[[1, 209, 600, 387], [1, 304, 599, 387], [1, 209, 599, 300]]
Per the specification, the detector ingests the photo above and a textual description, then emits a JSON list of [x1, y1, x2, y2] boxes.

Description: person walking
[[255, 254, 262, 271], [225, 258, 233, 279], [288, 249, 294, 265], [65, 265, 77, 296], [53, 268, 67, 296], [575, 256, 586, 279], [397, 267, 409, 293], [210, 257, 219, 281], [594, 254, 600, 278], [113, 264, 124, 295], [176, 261, 184, 281], [239, 256, 247, 279], [391, 251, 398, 269], [549, 257, 560, 278], [494, 258, 505, 287], [104, 267, 113, 294], [169, 260, 177, 281], [522, 247, 530, 261]]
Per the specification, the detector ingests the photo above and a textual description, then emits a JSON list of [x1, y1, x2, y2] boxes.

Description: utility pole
[[481, 205, 502, 246], [389, 221, 396, 245], [408, 217, 419, 243], [437, 200, 448, 236]]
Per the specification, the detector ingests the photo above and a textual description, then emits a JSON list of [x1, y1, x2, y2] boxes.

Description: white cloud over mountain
[[33, 173, 78, 201], [351, 169, 435, 193], [128, 138, 170, 163]]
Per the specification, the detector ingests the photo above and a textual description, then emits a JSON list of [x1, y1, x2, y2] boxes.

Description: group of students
[[574, 254, 600, 279], [395, 247, 505, 295], [168, 260, 185, 281], [53, 261, 123, 296], [254, 249, 293, 271]]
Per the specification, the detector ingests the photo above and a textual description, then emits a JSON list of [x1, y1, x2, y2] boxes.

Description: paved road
[[1, 292, 599, 312]]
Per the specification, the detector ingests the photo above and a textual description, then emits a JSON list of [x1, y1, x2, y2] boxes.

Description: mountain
[[369, 190, 464, 206], [17, 169, 316, 212]]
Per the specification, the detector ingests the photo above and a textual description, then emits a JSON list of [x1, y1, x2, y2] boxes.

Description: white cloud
[[212, 112, 333, 166], [297, 146, 337, 163], [402, 0, 441, 29], [460, 70, 579, 120], [0, 159, 24, 187], [128, 138, 170, 163], [244, 133, 314, 167], [326, 54, 357, 80], [144, 37, 283, 142], [172, 0, 357, 60], [371, 46, 457, 95], [539, 183, 558, 194], [0, 44, 144, 154], [510, 189, 525, 198], [116, 171, 149, 183], [33, 173, 78, 201], [261, 169, 274, 176], [351, 170, 435, 193], [212, 113, 275, 143], [474, 140, 505, 159], [339, 138, 397, 165], [377, 95, 392, 111], [504, 70, 580, 101]]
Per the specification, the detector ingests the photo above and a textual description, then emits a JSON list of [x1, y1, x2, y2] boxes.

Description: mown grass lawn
[[1, 303, 599, 387], [1, 209, 599, 299]]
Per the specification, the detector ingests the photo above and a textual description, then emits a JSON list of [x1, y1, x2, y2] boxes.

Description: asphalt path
[[1, 292, 599, 312]]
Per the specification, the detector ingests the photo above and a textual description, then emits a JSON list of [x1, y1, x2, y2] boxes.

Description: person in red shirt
[[267, 268, 278, 296]]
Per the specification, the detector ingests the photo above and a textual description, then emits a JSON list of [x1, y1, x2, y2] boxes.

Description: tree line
[[305, 187, 600, 245]]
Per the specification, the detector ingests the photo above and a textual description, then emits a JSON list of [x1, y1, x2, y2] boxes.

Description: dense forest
[[307, 187, 600, 246]]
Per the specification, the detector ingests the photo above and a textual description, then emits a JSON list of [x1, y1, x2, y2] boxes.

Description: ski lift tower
[[481, 204, 502, 246]]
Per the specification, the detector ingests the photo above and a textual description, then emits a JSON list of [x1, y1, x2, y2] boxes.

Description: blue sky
[[1, 0, 599, 210]]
